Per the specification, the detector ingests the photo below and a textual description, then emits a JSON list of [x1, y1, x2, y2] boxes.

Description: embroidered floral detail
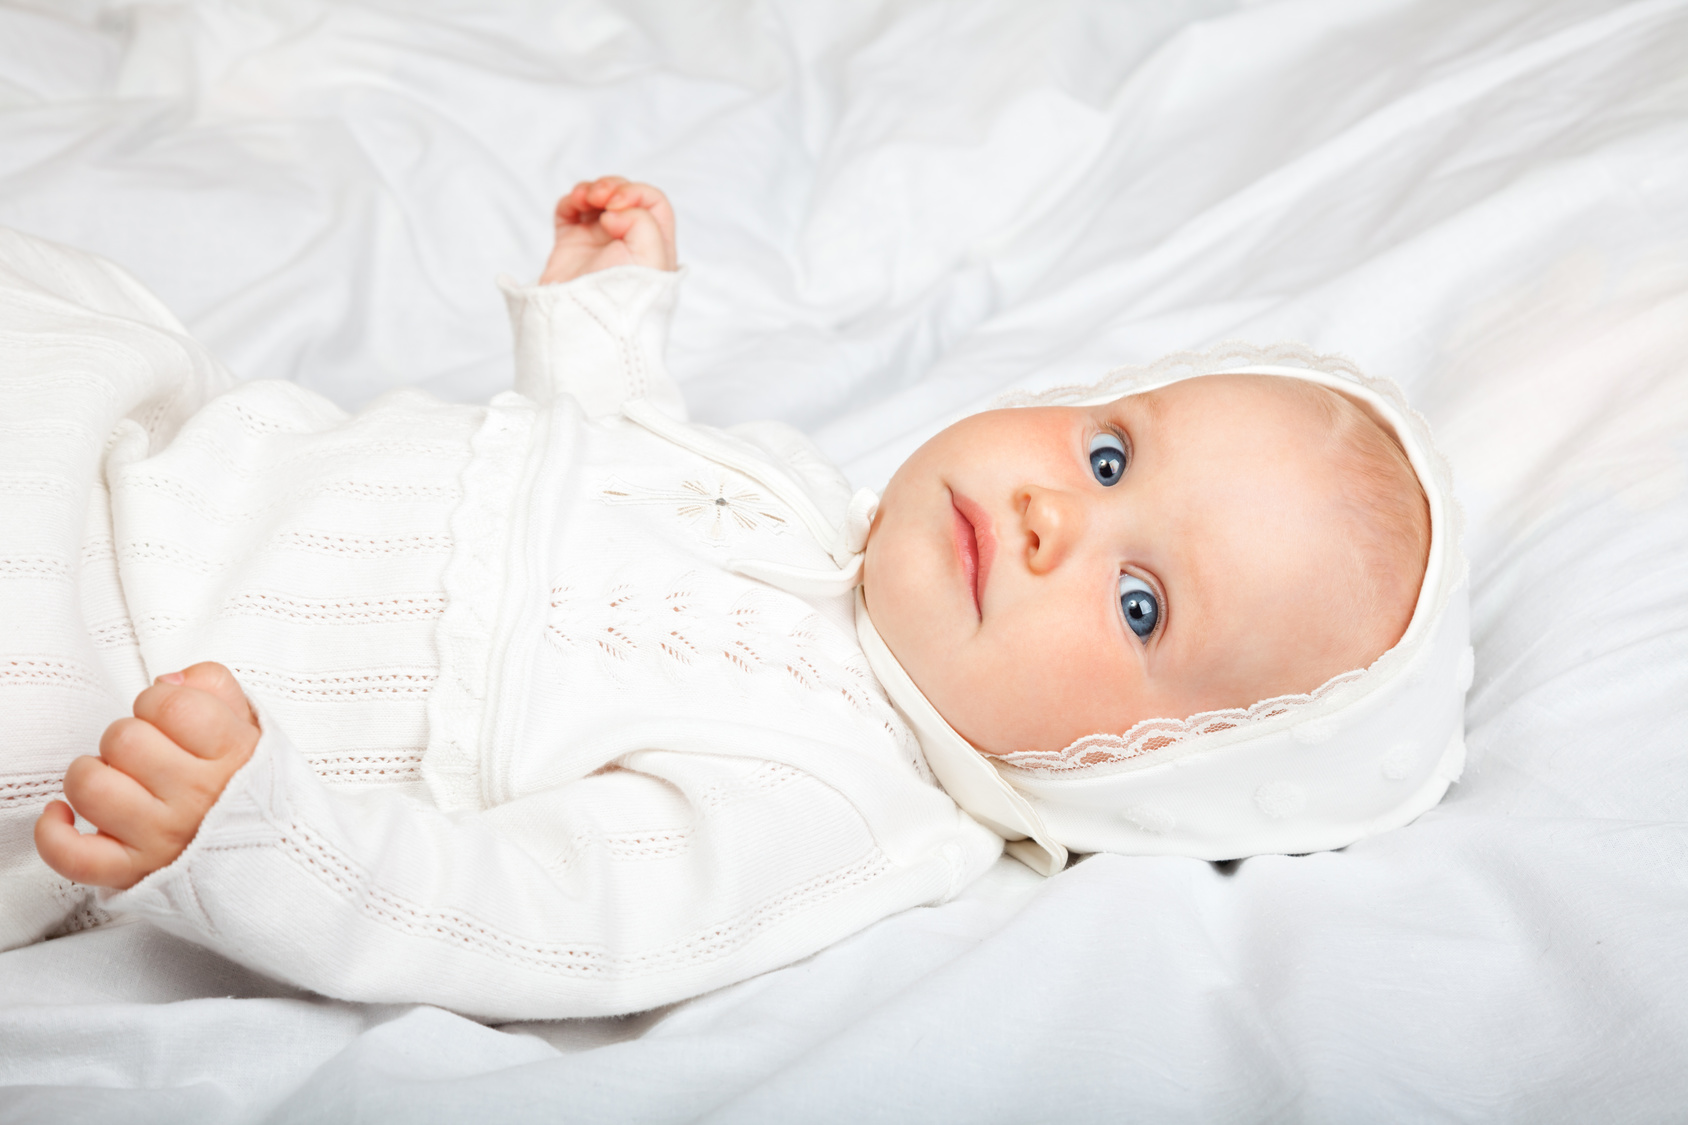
[[599, 475, 788, 542]]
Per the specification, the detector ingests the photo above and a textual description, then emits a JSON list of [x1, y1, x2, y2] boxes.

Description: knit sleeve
[[0, 228, 236, 949], [100, 710, 985, 1020], [499, 265, 688, 421]]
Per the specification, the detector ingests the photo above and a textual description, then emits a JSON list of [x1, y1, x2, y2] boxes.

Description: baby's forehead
[[1099, 375, 1345, 461], [1119, 378, 1370, 574]]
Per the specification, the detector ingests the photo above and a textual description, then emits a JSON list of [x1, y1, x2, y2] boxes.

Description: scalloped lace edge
[[996, 668, 1365, 776]]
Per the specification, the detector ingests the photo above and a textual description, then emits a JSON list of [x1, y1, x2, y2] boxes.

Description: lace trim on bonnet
[[995, 668, 1367, 775], [987, 340, 1462, 779]]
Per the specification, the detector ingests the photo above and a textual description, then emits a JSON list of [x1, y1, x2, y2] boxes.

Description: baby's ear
[[174, 662, 256, 726]]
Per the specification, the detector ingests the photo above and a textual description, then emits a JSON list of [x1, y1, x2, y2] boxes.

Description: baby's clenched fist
[[35, 662, 259, 890], [539, 175, 677, 284]]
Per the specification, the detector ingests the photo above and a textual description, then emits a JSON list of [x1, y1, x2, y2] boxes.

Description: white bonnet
[[853, 342, 1472, 875]]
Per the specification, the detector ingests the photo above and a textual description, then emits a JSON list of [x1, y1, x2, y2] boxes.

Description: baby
[[3, 178, 1464, 1018]]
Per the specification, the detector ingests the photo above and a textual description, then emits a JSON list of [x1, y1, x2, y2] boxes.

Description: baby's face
[[863, 375, 1402, 756]]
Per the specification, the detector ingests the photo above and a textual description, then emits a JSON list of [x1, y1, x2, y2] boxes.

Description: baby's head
[[862, 373, 1430, 759]]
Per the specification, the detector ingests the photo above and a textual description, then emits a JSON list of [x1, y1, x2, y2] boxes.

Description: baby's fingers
[[133, 681, 257, 763], [599, 207, 676, 271], [59, 753, 177, 858], [557, 176, 629, 226], [582, 175, 630, 210], [35, 800, 140, 889], [172, 663, 255, 728], [99, 716, 211, 808], [605, 183, 674, 239], [555, 181, 598, 227]]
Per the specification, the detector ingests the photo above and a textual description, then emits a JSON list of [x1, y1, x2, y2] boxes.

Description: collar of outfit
[[637, 342, 1472, 876]]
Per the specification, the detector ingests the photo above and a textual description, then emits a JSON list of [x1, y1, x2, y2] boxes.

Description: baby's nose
[[1020, 486, 1086, 574]]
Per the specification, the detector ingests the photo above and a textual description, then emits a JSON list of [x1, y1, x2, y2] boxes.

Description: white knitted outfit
[[0, 229, 1001, 1019]]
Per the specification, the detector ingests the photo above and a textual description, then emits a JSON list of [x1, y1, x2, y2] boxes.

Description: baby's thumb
[[168, 663, 256, 728]]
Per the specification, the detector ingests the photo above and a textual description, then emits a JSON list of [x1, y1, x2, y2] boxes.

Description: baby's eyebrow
[[1134, 392, 1166, 428], [1109, 394, 1160, 455]]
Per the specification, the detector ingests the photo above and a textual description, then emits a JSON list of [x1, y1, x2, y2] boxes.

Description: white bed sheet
[[2, 0, 1686, 1120]]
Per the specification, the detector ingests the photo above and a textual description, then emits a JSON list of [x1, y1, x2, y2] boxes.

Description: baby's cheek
[[973, 616, 1139, 754], [949, 628, 1058, 753]]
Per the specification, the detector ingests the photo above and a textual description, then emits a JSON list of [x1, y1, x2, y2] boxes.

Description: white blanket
[[3, 0, 1686, 1120]]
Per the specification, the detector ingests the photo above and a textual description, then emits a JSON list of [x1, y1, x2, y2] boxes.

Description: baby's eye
[[1089, 432, 1126, 486], [1118, 575, 1159, 641]]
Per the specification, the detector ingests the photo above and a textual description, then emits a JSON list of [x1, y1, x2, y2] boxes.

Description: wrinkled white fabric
[[2, 0, 1687, 1121]]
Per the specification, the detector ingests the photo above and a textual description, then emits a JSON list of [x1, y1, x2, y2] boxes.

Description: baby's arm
[[504, 176, 688, 419], [539, 175, 677, 284], [36, 691, 981, 1019], [34, 663, 257, 890]]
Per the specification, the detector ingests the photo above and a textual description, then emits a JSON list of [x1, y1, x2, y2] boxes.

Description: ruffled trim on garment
[[423, 394, 537, 812]]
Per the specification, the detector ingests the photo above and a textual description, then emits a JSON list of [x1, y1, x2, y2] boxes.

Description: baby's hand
[[539, 175, 677, 284], [35, 663, 259, 890]]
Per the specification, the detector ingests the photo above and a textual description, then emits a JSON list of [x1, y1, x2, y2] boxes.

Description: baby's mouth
[[950, 491, 994, 620]]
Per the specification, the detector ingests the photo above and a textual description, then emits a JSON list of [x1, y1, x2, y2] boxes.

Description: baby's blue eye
[[1089, 432, 1126, 486], [1118, 575, 1159, 641]]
